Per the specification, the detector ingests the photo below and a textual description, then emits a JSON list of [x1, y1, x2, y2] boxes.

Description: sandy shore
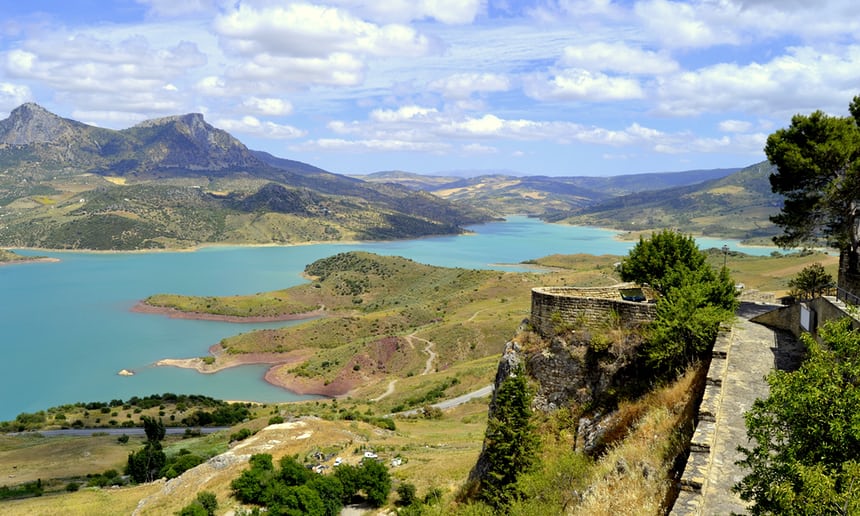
[[0, 257, 60, 266], [131, 301, 325, 323], [155, 347, 314, 375]]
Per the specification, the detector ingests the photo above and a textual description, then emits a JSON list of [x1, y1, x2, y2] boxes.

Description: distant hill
[[552, 161, 781, 241], [0, 104, 494, 250], [361, 167, 740, 215]]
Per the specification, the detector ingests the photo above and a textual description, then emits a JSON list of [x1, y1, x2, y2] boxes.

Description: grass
[[0, 248, 836, 514]]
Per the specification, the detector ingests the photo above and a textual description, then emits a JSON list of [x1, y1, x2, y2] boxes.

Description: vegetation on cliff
[[735, 318, 860, 514]]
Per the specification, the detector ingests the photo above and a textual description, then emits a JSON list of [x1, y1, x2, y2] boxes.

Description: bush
[[396, 482, 417, 506]]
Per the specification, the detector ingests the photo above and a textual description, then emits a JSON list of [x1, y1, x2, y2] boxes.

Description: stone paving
[[673, 302, 799, 516]]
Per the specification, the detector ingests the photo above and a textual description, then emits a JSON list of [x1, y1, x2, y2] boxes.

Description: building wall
[[530, 286, 657, 337]]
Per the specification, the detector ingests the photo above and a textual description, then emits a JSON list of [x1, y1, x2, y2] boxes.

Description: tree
[[787, 262, 834, 299], [735, 318, 860, 514], [766, 96, 860, 272], [142, 415, 166, 442], [126, 416, 167, 483], [478, 364, 539, 508], [396, 482, 417, 506], [620, 229, 737, 373], [619, 229, 709, 295]]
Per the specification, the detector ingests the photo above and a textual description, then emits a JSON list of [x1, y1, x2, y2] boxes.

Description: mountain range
[[0, 103, 781, 250], [0, 104, 494, 250]]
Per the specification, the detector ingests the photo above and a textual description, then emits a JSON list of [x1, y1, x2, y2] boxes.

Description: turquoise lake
[[0, 217, 774, 421]]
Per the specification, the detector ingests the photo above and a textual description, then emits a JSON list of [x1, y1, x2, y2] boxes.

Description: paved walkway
[[699, 303, 801, 515]]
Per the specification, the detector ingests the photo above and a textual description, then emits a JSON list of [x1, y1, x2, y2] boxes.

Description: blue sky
[[1, 0, 858, 176]]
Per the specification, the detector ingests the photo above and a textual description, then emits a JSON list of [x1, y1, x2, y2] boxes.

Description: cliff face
[[469, 315, 650, 488]]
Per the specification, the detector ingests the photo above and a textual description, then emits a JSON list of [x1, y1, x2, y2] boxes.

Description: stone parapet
[[670, 324, 733, 516], [530, 285, 657, 337]]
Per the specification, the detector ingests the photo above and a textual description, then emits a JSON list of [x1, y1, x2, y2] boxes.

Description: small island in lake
[[0, 249, 59, 265]]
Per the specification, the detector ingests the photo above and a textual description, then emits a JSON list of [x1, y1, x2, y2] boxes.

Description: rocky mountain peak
[[0, 102, 78, 145]]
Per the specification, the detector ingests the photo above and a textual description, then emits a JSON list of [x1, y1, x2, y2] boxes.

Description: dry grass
[[2, 484, 160, 516], [571, 366, 703, 515]]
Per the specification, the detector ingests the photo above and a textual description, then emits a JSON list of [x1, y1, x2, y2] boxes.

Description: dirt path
[[373, 333, 437, 401], [467, 308, 488, 322], [371, 379, 398, 402], [404, 333, 436, 375]]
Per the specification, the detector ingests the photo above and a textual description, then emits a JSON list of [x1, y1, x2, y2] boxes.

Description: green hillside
[[553, 161, 781, 242]]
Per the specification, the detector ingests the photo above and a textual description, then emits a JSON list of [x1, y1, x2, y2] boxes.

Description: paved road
[[8, 426, 229, 437], [395, 384, 494, 417]]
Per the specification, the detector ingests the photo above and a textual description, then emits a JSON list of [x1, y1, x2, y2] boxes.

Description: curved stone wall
[[530, 285, 657, 337]]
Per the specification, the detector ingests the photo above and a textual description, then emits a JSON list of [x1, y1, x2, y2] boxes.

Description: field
[[0, 246, 842, 514]]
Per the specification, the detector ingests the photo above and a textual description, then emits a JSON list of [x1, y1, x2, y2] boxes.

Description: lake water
[[0, 217, 774, 421]]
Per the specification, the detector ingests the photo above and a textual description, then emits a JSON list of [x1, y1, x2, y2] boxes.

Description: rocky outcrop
[[0, 103, 83, 145]]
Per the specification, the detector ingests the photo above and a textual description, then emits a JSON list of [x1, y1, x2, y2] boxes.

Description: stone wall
[[751, 296, 860, 342], [530, 286, 657, 337], [670, 324, 732, 516]]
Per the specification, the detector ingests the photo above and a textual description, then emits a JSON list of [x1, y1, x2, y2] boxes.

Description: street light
[[722, 245, 729, 268]]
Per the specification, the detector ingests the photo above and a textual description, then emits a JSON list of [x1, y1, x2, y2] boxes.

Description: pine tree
[[479, 365, 539, 508]]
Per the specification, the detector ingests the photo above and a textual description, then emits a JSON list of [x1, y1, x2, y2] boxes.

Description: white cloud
[[215, 115, 306, 139], [135, 0, 216, 18], [655, 45, 860, 117], [428, 73, 511, 99], [71, 109, 149, 127], [326, 0, 483, 24], [214, 4, 430, 58], [719, 120, 752, 132], [560, 42, 678, 75], [3, 35, 205, 121], [229, 52, 365, 87], [242, 97, 293, 116], [524, 69, 644, 101], [0, 82, 32, 112], [369, 105, 439, 122], [461, 143, 498, 154], [635, 0, 741, 49], [294, 138, 450, 153]]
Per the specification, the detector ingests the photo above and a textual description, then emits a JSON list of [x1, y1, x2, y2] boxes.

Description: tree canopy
[[620, 229, 737, 373], [735, 318, 860, 514], [766, 96, 860, 271], [477, 364, 539, 508], [787, 262, 834, 300], [619, 229, 708, 295]]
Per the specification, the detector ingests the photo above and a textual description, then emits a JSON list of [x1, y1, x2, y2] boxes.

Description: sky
[[0, 1, 858, 177]]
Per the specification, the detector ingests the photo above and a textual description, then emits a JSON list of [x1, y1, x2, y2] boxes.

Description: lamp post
[[722, 245, 729, 269]]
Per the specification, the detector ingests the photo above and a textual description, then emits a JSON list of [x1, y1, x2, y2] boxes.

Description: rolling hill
[[0, 104, 494, 250], [359, 167, 741, 215], [552, 161, 782, 241]]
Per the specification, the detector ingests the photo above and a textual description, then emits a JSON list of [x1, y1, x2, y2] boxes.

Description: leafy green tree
[[264, 484, 325, 516], [766, 96, 860, 272], [278, 455, 312, 486], [358, 459, 391, 507], [787, 262, 834, 299], [127, 416, 168, 483], [231, 454, 276, 504], [478, 364, 539, 508], [619, 229, 709, 295], [126, 442, 166, 483], [177, 491, 218, 516], [142, 415, 166, 442], [620, 229, 737, 372], [645, 269, 735, 373], [306, 475, 344, 516], [735, 318, 860, 514]]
